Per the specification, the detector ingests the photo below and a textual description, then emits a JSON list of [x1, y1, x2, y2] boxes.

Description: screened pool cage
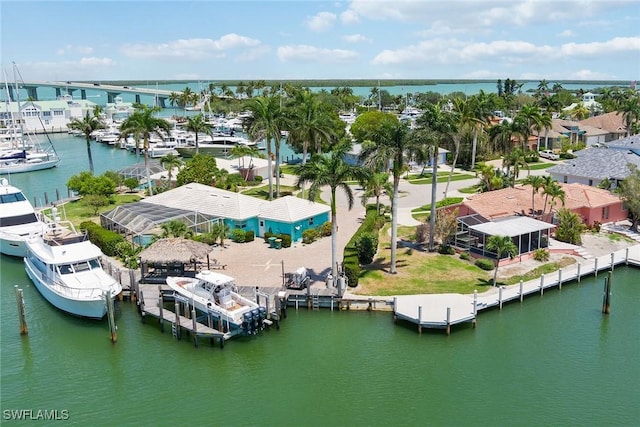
[[118, 161, 165, 181], [100, 202, 222, 246]]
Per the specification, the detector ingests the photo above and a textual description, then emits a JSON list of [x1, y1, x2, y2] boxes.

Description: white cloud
[[343, 34, 370, 43], [78, 57, 115, 66], [569, 69, 615, 80], [120, 34, 262, 60], [560, 37, 640, 56], [56, 44, 94, 55], [278, 45, 358, 63], [558, 29, 575, 37], [340, 9, 360, 24], [305, 12, 337, 32]]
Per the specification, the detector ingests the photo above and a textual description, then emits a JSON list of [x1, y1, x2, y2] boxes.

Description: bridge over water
[[8, 81, 176, 107]]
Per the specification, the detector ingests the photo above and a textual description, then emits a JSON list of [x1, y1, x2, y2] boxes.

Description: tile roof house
[[579, 112, 628, 141]]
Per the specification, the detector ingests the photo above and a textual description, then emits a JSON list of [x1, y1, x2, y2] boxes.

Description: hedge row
[[231, 229, 255, 243], [80, 221, 125, 257], [263, 232, 292, 248], [342, 205, 386, 287]]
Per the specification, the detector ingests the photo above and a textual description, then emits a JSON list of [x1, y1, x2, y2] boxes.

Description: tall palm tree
[[360, 117, 413, 272], [523, 175, 545, 217], [296, 145, 370, 277], [119, 106, 172, 196], [229, 144, 264, 180], [415, 102, 461, 248], [538, 112, 553, 150], [616, 95, 640, 137], [502, 148, 530, 185], [466, 91, 494, 170], [570, 104, 590, 121], [67, 112, 105, 174], [486, 235, 518, 286], [184, 114, 212, 156], [168, 92, 181, 116], [515, 104, 543, 151], [360, 172, 392, 215], [243, 96, 283, 200], [159, 153, 183, 189]]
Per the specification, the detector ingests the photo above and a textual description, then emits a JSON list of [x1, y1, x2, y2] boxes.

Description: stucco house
[[0, 95, 97, 132], [101, 183, 330, 244]]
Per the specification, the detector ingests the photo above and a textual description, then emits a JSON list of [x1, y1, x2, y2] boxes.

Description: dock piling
[[625, 248, 629, 265], [577, 263, 581, 283], [472, 290, 478, 328], [173, 300, 181, 340], [446, 307, 451, 336], [558, 269, 563, 290], [498, 286, 503, 310], [417, 305, 422, 335], [158, 288, 164, 333], [602, 271, 612, 314], [519, 280, 524, 302], [191, 308, 198, 347], [14, 286, 28, 336], [610, 252, 615, 271], [540, 274, 545, 295], [594, 258, 598, 277], [106, 291, 117, 343]]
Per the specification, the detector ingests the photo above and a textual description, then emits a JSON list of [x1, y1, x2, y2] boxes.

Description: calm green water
[[1, 131, 639, 426], [1, 252, 639, 426]]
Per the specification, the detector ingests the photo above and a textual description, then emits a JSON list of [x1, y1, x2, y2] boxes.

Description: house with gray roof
[[547, 146, 640, 188]]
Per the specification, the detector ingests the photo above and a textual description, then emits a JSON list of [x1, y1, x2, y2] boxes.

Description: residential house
[[0, 95, 97, 133]]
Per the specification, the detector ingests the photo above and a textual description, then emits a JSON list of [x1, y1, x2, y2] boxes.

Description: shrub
[[302, 228, 319, 244], [254, 175, 263, 182], [280, 234, 292, 248], [320, 221, 332, 237], [438, 244, 455, 255], [244, 230, 255, 242], [459, 252, 472, 261], [533, 248, 550, 262], [343, 258, 360, 288], [232, 228, 245, 243], [355, 232, 378, 265], [263, 231, 275, 243], [560, 152, 576, 159], [591, 221, 601, 233], [80, 221, 125, 257], [475, 258, 495, 271]]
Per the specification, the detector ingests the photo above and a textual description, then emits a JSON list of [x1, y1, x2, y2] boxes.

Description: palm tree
[[541, 179, 565, 221], [360, 172, 392, 215], [538, 112, 553, 150], [243, 96, 283, 200], [168, 92, 181, 116], [159, 220, 192, 238], [523, 175, 545, 217], [184, 114, 212, 156], [515, 104, 543, 151], [486, 235, 518, 286], [296, 145, 370, 277], [119, 106, 172, 196], [360, 117, 414, 272], [67, 112, 105, 174], [92, 105, 103, 119], [160, 153, 183, 189], [466, 91, 494, 170], [616, 95, 640, 137], [229, 144, 264, 180], [570, 103, 590, 121], [502, 148, 529, 185]]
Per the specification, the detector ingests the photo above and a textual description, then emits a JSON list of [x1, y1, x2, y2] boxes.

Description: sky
[[1, 0, 639, 82]]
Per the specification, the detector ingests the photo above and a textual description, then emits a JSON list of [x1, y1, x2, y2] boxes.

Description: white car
[[539, 150, 559, 160]]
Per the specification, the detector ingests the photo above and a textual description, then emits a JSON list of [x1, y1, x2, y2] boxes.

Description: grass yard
[[527, 162, 555, 171], [501, 257, 576, 286], [279, 165, 299, 175], [241, 185, 297, 200], [40, 194, 142, 228], [405, 172, 475, 185], [355, 223, 492, 295]]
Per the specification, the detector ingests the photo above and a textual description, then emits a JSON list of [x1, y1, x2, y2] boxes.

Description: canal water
[[1, 132, 638, 425], [1, 255, 638, 425]]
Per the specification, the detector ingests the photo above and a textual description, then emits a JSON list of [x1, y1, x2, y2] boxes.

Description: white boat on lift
[[23, 211, 122, 319], [166, 270, 265, 335]]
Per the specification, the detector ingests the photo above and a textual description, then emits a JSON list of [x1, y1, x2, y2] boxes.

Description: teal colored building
[[102, 183, 330, 243]]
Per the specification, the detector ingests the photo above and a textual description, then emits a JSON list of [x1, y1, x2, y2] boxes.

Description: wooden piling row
[[14, 286, 28, 336]]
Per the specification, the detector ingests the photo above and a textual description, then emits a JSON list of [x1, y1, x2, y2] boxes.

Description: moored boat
[[0, 178, 47, 257], [24, 215, 122, 319], [167, 271, 264, 335], [175, 136, 256, 158]]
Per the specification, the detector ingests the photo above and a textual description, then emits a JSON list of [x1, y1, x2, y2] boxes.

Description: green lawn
[[279, 165, 299, 175], [410, 197, 464, 222], [241, 185, 297, 200], [405, 172, 475, 185], [527, 163, 555, 171], [40, 193, 142, 228]]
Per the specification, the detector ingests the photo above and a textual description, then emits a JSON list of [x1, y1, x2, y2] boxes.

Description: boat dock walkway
[[394, 245, 640, 335], [137, 284, 229, 347]]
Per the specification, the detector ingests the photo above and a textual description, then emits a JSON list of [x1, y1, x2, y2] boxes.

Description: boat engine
[[258, 306, 267, 329], [251, 308, 260, 332], [242, 312, 253, 335]]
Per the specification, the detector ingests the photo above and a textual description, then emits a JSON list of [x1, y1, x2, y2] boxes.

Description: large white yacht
[[0, 178, 46, 257], [24, 214, 122, 319]]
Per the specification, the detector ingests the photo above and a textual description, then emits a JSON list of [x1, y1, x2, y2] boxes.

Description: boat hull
[[0, 235, 27, 257], [175, 146, 234, 158], [0, 159, 59, 174], [24, 261, 111, 319]]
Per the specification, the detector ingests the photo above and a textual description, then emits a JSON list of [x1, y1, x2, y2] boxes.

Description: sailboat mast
[[12, 63, 26, 149]]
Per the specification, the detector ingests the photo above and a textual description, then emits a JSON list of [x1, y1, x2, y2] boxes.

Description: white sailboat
[[0, 63, 60, 175]]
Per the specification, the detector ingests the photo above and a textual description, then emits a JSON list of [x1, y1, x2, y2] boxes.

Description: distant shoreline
[[91, 79, 633, 88]]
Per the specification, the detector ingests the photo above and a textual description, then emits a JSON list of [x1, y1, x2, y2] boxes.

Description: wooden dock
[[394, 245, 640, 335]]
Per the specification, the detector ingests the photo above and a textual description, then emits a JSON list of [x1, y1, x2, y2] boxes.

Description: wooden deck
[[394, 245, 640, 334]]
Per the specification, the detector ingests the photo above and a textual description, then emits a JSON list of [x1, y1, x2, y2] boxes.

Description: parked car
[[539, 150, 559, 160]]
